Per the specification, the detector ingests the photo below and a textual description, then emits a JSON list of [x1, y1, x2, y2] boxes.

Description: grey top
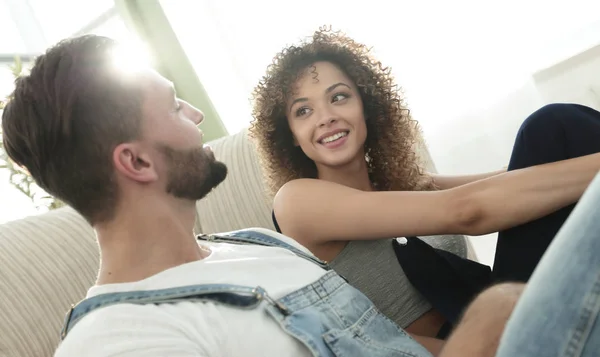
[[329, 235, 467, 328]]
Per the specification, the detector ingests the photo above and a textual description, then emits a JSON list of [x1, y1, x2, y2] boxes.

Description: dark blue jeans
[[493, 103, 600, 282]]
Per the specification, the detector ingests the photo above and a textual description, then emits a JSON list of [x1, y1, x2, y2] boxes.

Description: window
[[28, 0, 115, 45], [0, 0, 142, 222], [161, 0, 600, 138]]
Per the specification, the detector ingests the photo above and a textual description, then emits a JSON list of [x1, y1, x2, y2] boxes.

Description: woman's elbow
[[448, 195, 487, 236]]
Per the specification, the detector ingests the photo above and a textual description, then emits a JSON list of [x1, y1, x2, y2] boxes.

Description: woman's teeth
[[321, 131, 348, 143]]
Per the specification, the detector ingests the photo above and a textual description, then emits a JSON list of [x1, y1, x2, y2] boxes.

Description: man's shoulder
[[55, 303, 223, 356], [210, 227, 313, 254], [54, 304, 138, 356], [67, 299, 226, 333]]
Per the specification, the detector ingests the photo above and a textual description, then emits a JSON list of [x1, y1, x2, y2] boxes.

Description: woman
[[249, 27, 600, 342]]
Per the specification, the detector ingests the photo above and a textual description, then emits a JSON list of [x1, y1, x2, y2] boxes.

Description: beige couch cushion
[[194, 128, 275, 233], [0, 207, 97, 357]]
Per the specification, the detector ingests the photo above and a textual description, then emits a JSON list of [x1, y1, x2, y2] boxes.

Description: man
[[2, 35, 598, 357]]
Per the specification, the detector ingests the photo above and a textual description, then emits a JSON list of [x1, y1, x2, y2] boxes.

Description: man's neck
[[94, 197, 208, 285]]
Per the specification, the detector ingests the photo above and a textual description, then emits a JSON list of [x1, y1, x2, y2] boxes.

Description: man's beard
[[158, 144, 228, 201]]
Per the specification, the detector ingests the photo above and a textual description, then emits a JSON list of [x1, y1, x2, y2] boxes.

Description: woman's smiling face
[[286, 61, 367, 169]]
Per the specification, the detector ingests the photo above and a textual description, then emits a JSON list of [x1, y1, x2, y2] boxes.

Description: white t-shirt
[[54, 229, 327, 357]]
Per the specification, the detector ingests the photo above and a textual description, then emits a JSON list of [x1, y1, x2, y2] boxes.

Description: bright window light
[[109, 40, 152, 74], [161, 0, 600, 136]]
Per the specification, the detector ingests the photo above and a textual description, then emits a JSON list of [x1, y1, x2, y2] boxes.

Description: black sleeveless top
[[272, 211, 283, 233]]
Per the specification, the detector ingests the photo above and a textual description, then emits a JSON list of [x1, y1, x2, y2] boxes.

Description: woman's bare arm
[[273, 153, 600, 245], [430, 169, 506, 190]]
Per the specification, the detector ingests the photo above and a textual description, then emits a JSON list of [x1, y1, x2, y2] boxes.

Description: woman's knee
[[509, 103, 600, 169], [517, 103, 574, 136], [518, 103, 600, 137]]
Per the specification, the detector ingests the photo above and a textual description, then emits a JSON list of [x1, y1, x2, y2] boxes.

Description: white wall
[[421, 79, 545, 265], [534, 44, 600, 109], [424, 41, 600, 266]]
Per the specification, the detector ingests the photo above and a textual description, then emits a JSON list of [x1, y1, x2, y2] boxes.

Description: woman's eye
[[296, 107, 311, 117], [332, 93, 349, 102]]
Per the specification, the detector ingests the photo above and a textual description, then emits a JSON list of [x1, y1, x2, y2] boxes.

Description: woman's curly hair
[[249, 26, 435, 196]]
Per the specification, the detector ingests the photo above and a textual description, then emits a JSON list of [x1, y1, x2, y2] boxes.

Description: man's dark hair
[[1, 35, 144, 224]]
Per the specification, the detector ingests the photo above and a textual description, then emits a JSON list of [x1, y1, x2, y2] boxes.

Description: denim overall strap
[[263, 271, 433, 357], [60, 283, 287, 340], [197, 228, 331, 271]]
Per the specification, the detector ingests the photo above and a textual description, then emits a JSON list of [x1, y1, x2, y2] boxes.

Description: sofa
[[0, 128, 477, 357]]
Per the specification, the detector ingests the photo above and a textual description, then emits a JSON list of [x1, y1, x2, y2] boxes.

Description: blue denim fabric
[[198, 229, 331, 271], [264, 271, 431, 356], [497, 173, 600, 357], [61, 229, 431, 356]]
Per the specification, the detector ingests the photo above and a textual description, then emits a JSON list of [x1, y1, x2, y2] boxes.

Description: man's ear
[[112, 143, 158, 183]]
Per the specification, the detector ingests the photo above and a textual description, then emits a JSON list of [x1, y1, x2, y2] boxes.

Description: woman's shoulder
[[278, 178, 337, 192], [275, 178, 346, 209]]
